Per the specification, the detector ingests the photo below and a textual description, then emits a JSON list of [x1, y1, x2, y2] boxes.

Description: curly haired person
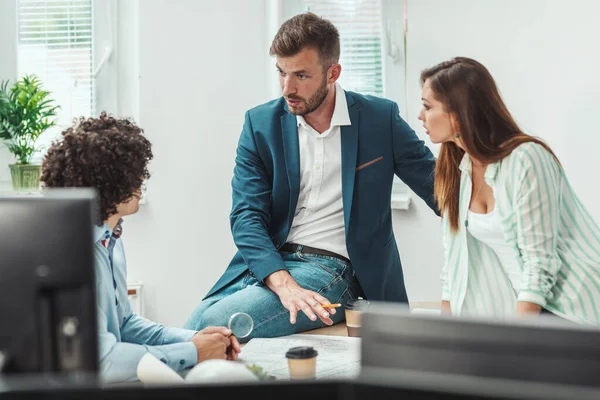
[[40, 112, 241, 383]]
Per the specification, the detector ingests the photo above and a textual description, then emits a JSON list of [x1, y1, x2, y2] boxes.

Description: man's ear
[[327, 64, 342, 84]]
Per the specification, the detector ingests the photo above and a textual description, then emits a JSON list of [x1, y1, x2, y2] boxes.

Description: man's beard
[[287, 76, 329, 116]]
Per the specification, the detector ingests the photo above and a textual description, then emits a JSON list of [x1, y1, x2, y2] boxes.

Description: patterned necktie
[[108, 222, 123, 306]]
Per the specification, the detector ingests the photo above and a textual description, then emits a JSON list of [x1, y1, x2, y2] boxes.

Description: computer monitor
[[0, 189, 98, 376], [360, 302, 600, 388]]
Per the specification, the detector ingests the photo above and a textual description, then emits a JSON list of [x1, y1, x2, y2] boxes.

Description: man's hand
[[265, 270, 336, 325], [191, 327, 242, 363]]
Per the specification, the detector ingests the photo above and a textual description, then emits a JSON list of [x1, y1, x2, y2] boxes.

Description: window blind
[[302, 0, 384, 97], [18, 0, 94, 132]]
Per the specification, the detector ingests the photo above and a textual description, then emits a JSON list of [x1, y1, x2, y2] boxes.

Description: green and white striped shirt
[[442, 142, 600, 324]]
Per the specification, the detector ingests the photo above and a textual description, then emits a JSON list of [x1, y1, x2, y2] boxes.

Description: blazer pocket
[[356, 156, 383, 172]]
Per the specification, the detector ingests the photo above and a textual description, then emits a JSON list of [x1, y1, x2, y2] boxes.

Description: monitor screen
[[360, 302, 600, 387], [0, 189, 98, 376]]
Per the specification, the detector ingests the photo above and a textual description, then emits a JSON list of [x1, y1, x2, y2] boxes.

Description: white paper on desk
[[137, 353, 185, 385], [137, 354, 260, 385], [238, 334, 361, 380]]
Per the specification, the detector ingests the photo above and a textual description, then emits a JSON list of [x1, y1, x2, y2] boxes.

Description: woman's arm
[[513, 144, 563, 312]]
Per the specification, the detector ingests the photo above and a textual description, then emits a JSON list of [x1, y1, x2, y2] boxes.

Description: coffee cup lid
[[285, 346, 318, 359], [345, 298, 371, 311]]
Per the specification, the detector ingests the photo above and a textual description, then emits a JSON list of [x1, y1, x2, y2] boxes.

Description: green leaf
[[244, 363, 277, 381]]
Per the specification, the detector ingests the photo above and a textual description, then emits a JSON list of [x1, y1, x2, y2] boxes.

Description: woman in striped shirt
[[418, 57, 600, 324]]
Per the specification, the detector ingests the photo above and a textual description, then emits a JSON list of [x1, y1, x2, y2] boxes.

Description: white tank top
[[467, 208, 522, 292]]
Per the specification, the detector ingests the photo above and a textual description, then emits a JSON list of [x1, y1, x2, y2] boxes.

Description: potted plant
[[0, 74, 59, 194]]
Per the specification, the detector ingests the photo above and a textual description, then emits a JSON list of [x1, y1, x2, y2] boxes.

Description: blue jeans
[[184, 249, 362, 342]]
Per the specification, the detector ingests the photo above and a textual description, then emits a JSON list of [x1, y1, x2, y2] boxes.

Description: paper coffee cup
[[344, 298, 370, 337], [285, 346, 318, 380]]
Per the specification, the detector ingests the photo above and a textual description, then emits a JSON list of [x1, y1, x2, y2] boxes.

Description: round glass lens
[[228, 312, 254, 338]]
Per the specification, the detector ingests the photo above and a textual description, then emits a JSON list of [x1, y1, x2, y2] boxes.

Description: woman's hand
[[515, 301, 542, 317], [441, 300, 452, 316]]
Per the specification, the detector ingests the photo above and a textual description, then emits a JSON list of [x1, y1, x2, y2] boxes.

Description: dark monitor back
[[361, 302, 600, 388], [0, 189, 98, 375], [3, 377, 600, 400]]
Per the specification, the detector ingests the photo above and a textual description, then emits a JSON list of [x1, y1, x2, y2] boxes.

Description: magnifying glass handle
[[226, 334, 241, 360]]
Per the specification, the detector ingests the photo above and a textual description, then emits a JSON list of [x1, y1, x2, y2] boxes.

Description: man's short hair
[[40, 112, 153, 224], [269, 12, 340, 70]]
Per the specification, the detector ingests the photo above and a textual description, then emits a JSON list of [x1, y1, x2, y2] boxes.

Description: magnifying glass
[[228, 312, 254, 339]]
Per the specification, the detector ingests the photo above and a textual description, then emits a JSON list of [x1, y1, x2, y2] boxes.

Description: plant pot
[[9, 163, 41, 194]]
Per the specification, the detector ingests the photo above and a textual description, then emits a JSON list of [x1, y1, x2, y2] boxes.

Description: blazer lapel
[[341, 94, 359, 233], [281, 110, 300, 225]]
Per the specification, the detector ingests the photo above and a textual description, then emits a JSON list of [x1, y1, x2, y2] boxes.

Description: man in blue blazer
[[185, 12, 437, 339]]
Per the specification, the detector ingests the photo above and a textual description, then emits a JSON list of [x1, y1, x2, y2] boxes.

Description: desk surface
[[296, 301, 442, 337], [304, 321, 348, 336]]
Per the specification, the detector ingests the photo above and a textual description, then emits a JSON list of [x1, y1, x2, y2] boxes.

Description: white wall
[[124, 0, 271, 326], [93, 0, 119, 117], [114, 0, 140, 122], [394, 0, 600, 304]]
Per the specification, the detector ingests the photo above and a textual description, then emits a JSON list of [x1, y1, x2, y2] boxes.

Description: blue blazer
[[205, 91, 438, 303]]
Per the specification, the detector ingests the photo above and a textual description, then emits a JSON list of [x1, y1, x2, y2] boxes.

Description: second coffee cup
[[344, 298, 370, 337], [285, 346, 318, 380]]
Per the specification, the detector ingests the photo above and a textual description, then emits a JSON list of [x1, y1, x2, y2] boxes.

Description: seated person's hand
[[224, 330, 242, 360], [191, 326, 241, 362]]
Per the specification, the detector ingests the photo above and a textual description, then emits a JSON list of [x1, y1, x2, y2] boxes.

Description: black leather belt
[[279, 243, 351, 265]]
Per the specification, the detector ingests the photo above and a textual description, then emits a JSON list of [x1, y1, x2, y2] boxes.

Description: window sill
[[0, 181, 42, 197], [0, 181, 145, 204], [0, 180, 13, 194], [391, 192, 411, 210]]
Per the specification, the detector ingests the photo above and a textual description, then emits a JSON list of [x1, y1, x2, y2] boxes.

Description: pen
[[321, 303, 342, 308]]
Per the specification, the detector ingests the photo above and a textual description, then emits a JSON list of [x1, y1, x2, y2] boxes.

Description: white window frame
[[93, 0, 119, 117], [0, 0, 18, 187]]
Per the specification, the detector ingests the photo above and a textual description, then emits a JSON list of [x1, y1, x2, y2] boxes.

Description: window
[[301, 0, 385, 97], [18, 0, 95, 129], [16, 0, 116, 163]]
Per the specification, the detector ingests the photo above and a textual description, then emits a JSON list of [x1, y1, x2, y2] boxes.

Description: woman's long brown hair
[[421, 57, 558, 233]]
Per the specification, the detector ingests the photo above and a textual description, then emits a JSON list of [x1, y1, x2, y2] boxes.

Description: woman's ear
[[450, 113, 461, 136]]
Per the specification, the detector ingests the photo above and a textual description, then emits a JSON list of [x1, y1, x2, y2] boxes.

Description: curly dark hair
[[40, 112, 153, 224]]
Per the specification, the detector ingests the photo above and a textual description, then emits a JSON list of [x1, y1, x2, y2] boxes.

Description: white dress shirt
[[286, 83, 351, 260]]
